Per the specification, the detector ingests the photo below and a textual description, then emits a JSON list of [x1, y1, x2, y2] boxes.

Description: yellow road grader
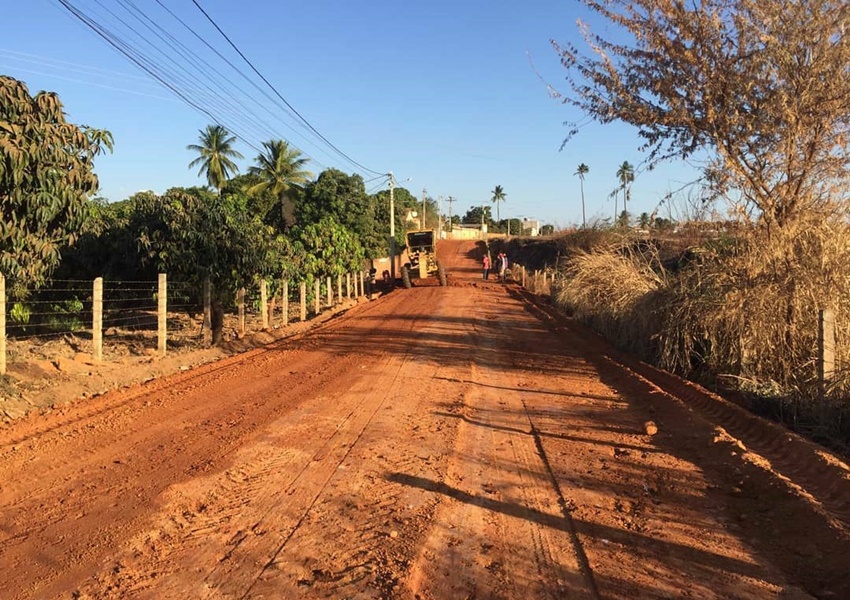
[[400, 229, 447, 288]]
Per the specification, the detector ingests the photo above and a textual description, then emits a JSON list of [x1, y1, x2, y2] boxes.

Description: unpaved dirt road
[[1, 240, 849, 599]]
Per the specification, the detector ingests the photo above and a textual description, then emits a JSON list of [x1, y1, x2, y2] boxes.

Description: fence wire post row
[[0, 270, 369, 373]]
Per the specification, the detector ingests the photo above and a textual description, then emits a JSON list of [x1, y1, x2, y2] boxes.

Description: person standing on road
[[498, 252, 509, 283], [482, 253, 491, 280]]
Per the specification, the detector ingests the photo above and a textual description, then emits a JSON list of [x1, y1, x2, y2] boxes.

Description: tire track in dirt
[[247, 294, 467, 599], [510, 285, 849, 597], [0, 296, 419, 599], [514, 287, 850, 534], [69, 287, 452, 599], [401, 288, 598, 600]]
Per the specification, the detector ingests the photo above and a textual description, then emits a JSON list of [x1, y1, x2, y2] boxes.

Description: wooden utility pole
[[421, 188, 427, 230], [446, 196, 455, 234]]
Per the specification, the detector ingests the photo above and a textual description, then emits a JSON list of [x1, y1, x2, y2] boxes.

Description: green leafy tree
[[248, 139, 311, 230], [462, 205, 493, 226], [293, 216, 365, 281], [574, 163, 589, 227], [187, 124, 243, 193], [0, 76, 113, 294], [554, 0, 849, 228], [223, 173, 277, 224], [639, 212, 650, 228], [491, 185, 506, 224], [129, 187, 282, 343]]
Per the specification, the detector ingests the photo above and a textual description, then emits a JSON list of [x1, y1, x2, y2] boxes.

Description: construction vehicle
[[400, 229, 447, 287]]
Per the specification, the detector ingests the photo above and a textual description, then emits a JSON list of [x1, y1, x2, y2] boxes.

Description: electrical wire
[[49, 0, 382, 177], [188, 0, 385, 177]]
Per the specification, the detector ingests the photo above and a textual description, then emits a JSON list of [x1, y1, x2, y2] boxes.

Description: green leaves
[[186, 124, 243, 193], [0, 76, 112, 294]]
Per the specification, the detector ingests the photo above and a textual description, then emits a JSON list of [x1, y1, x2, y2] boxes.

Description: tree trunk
[[211, 300, 225, 346]]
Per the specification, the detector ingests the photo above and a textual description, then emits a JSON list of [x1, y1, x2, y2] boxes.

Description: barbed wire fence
[[0, 269, 370, 375]]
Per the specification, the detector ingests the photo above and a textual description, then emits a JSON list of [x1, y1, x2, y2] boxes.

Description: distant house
[[521, 219, 540, 236]]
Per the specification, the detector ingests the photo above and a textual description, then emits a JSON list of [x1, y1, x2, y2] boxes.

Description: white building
[[521, 219, 540, 236]]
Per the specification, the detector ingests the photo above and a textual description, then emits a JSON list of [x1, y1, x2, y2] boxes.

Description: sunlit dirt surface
[[0, 239, 847, 599]]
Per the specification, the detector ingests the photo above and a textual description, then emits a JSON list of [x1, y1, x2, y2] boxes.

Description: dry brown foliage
[[555, 241, 668, 358], [658, 217, 850, 396], [552, 216, 850, 449], [554, 0, 849, 228]]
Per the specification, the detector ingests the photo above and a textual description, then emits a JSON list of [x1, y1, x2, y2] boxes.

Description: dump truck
[[401, 229, 447, 287]]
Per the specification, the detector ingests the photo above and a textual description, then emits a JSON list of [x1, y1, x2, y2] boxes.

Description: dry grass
[[551, 216, 850, 452], [555, 241, 668, 359]]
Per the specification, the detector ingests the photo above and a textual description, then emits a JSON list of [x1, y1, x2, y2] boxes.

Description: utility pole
[[438, 195, 443, 239], [446, 196, 455, 235], [421, 188, 427, 230], [389, 172, 396, 285]]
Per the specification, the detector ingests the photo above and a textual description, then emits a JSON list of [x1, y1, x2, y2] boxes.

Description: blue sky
[[2, 0, 700, 227]]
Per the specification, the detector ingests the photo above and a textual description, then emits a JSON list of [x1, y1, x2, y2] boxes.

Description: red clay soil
[[0, 239, 848, 599]]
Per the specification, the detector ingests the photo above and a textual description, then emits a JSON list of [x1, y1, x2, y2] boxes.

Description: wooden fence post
[[260, 280, 268, 330], [347, 273, 352, 299], [818, 308, 836, 401], [337, 274, 342, 304], [326, 276, 332, 307], [282, 279, 289, 326], [359, 272, 365, 298], [157, 273, 167, 356], [92, 277, 103, 363], [300, 281, 307, 322], [314, 280, 321, 315], [203, 277, 212, 347], [237, 287, 246, 337], [1, 273, 6, 375]]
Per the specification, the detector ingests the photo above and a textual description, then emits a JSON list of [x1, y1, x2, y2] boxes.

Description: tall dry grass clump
[[659, 217, 850, 399], [552, 216, 850, 449], [555, 242, 668, 358]]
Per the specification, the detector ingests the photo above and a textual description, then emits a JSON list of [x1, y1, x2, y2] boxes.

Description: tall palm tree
[[248, 140, 312, 229], [574, 163, 589, 227], [491, 185, 506, 227], [187, 124, 243, 193], [616, 161, 635, 222]]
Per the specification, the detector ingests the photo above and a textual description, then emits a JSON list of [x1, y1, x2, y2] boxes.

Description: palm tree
[[248, 140, 312, 229], [574, 163, 589, 227], [187, 124, 243, 193], [491, 185, 506, 229], [616, 161, 635, 223]]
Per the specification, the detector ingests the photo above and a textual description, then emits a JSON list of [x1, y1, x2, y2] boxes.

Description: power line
[[188, 0, 385, 177], [148, 0, 353, 170], [48, 0, 388, 180], [51, 0, 300, 159]]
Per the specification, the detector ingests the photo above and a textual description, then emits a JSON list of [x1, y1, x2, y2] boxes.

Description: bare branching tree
[[553, 0, 849, 229]]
